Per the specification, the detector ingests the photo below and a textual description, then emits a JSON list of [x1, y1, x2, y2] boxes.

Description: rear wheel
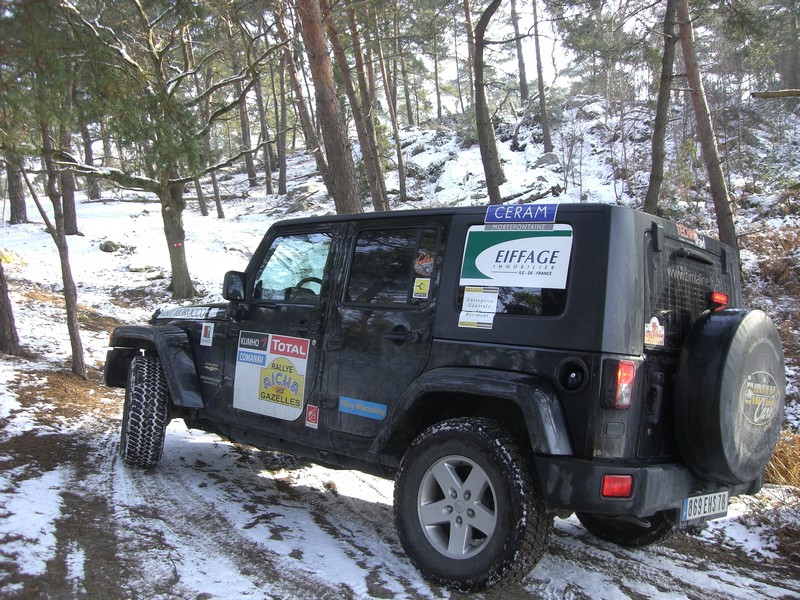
[[576, 510, 677, 548], [120, 355, 169, 468], [394, 418, 551, 592]]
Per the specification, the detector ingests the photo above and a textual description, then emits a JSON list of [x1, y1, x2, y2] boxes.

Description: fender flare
[[105, 324, 205, 409], [371, 367, 573, 458]]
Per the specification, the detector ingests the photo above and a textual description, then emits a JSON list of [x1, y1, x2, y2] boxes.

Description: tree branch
[[751, 89, 800, 99]]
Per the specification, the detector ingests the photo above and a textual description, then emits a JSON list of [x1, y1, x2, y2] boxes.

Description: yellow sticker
[[259, 357, 304, 408], [413, 278, 431, 299]]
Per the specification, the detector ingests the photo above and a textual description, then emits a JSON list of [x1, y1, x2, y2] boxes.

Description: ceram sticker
[[485, 203, 559, 226], [460, 225, 573, 289], [233, 331, 310, 421]]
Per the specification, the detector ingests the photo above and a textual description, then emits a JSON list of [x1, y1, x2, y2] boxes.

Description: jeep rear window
[[645, 236, 729, 350], [346, 228, 439, 306]]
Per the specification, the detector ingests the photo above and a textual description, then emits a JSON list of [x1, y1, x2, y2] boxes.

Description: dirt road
[[1, 367, 799, 599]]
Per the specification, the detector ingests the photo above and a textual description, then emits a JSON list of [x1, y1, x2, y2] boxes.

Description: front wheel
[[394, 418, 551, 592], [120, 355, 169, 468], [576, 510, 677, 548]]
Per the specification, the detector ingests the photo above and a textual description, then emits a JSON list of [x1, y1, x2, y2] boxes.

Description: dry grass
[[766, 431, 800, 487], [760, 432, 800, 560], [17, 286, 125, 334], [742, 226, 800, 298]]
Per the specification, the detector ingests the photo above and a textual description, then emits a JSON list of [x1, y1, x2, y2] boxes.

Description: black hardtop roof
[[272, 202, 614, 228]]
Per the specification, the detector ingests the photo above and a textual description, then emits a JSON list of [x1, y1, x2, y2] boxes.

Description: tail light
[[615, 361, 636, 409], [707, 291, 729, 311], [601, 474, 633, 498]]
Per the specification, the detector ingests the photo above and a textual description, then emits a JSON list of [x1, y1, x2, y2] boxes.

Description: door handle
[[290, 320, 318, 338], [291, 326, 310, 337], [382, 328, 422, 344], [327, 336, 344, 351]]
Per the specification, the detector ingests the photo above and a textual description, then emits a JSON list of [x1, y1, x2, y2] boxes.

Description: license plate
[[681, 490, 729, 524]]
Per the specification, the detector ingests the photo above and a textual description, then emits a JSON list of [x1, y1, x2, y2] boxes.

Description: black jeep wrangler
[[105, 203, 785, 592]]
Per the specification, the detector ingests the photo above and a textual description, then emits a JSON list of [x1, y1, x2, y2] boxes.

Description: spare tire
[[674, 309, 785, 485]]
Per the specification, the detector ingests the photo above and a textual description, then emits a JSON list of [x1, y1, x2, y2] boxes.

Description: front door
[[323, 222, 443, 437], [221, 227, 336, 436]]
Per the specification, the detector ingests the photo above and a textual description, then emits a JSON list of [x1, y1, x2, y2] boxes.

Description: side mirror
[[223, 271, 246, 301]]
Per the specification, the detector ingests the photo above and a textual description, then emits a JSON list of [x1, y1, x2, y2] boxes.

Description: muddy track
[[2, 369, 800, 599]]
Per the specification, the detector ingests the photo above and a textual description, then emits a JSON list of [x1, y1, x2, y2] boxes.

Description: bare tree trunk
[[159, 180, 196, 299], [433, 35, 443, 120], [644, 0, 678, 215], [474, 0, 505, 204], [5, 152, 27, 224], [333, 0, 388, 212], [254, 74, 274, 196], [274, 4, 333, 194], [81, 125, 101, 200], [193, 179, 209, 216], [462, 0, 476, 109], [35, 123, 86, 378], [533, 0, 553, 153], [0, 256, 21, 356], [60, 63, 79, 235], [368, 8, 407, 203], [394, 0, 414, 127], [790, 10, 800, 90], [296, 0, 363, 214], [348, 4, 389, 207], [210, 171, 224, 219], [192, 56, 223, 215], [453, 15, 466, 114], [278, 55, 288, 195], [254, 21, 275, 196], [676, 0, 739, 264], [231, 47, 258, 188], [510, 0, 529, 103]]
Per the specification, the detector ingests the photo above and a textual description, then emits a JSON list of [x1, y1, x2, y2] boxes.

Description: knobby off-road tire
[[576, 510, 677, 548], [674, 309, 785, 485], [120, 355, 169, 469], [394, 418, 551, 593]]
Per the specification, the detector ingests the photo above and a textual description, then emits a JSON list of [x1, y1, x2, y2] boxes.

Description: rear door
[[639, 223, 736, 458], [322, 219, 445, 437]]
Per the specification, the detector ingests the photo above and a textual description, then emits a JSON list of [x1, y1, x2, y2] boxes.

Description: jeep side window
[[457, 286, 567, 317], [346, 228, 439, 305], [252, 232, 332, 302]]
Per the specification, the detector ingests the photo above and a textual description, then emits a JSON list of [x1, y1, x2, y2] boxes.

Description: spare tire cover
[[674, 308, 785, 485]]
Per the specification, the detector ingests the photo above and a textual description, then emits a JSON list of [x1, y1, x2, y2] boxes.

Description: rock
[[99, 240, 121, 253], [533, 153, 560, 169]]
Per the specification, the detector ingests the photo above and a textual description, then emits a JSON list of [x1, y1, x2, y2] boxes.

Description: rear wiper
[[673, 247, 713, 265]]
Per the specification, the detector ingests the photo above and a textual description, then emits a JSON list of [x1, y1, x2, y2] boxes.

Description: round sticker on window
[[414, 249, 435, 276]]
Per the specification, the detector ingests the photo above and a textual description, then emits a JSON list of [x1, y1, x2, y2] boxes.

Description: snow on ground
[[1, 125, 799, 598]]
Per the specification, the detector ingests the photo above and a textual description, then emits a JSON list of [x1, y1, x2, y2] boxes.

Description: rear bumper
[[534, 456, 762, 518]]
